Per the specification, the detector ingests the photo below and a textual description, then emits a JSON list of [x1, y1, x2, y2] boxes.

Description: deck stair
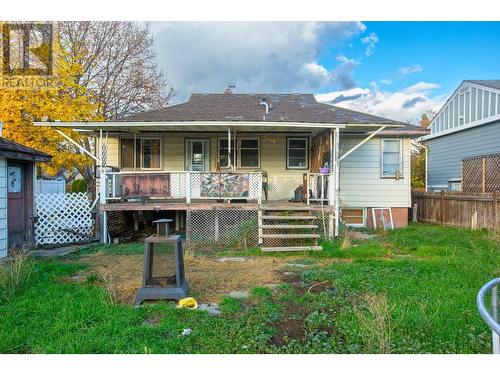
[[258, 206, 322, 252]]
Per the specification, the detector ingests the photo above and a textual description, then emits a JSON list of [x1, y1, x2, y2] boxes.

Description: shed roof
[[0, 137, 52, 162]]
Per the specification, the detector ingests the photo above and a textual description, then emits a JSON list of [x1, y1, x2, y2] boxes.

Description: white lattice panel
[[35, 193, 95, 246], [189, 209, 258, 245]]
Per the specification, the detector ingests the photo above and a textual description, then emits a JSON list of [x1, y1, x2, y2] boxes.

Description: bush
[[71, 179, 87, 193]]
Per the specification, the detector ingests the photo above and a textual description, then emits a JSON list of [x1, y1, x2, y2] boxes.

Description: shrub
[[71, 179, 87, 193]]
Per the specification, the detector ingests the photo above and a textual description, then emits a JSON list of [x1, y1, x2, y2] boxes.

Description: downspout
[[421, 144, 429, 192]]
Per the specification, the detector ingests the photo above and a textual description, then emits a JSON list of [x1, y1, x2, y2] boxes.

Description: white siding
[[0, 157, 7, 257], [340, 137, 411, 208]]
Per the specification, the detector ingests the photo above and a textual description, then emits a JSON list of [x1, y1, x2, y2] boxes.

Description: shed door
[[7, 161, 31, 248]]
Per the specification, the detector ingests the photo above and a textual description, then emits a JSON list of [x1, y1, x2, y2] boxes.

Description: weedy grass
[[0, 223, 497, 353]]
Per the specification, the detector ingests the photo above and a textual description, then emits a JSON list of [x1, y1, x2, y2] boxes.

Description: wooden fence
[[412, 191, 499, 230], [462, 153, 500, 193]]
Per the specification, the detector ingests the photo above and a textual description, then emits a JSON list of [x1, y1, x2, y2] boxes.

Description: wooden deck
[[100, 199, 334, 212]]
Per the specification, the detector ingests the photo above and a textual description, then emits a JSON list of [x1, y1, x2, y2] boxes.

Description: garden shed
[[0, 134, 51, 258]]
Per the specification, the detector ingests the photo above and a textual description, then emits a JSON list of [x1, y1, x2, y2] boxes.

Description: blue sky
[[152, 22, 500, 122], [316, 22, 500, 96]]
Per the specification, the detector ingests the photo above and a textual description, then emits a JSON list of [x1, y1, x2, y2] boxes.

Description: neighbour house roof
[[422, 79, 500, 141], [0, 137, 52, 162], [464, 80, 500, 91]]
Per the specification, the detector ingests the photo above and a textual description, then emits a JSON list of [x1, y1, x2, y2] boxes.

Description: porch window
[[218, 139, 235, 168], [239, 138, 260, 168], [120, 138, 141, 169], [120, 138, 160, 169], [287, 137, 308, 169], [142, 138, 161, 169], [218, 138, 260, 168], [381, 139, 402, 178]]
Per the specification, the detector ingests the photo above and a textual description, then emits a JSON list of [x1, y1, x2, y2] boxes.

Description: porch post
[[333, 127, 340, 237], [227, 127, 232, 169], [99, 129, 108, 244]]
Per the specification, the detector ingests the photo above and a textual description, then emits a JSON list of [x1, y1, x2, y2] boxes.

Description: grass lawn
[[0, 223, 498, 354]]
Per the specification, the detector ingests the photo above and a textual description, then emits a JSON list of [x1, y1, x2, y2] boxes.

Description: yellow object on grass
[[177, 297, 198, 309]]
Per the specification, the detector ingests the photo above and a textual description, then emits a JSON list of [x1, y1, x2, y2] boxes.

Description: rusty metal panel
[[122, 173, 171, 198]]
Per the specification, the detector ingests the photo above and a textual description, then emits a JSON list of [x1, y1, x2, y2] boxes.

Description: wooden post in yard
[[440, 190, 445, 226]]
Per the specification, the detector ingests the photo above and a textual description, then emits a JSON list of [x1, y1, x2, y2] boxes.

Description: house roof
[[122, 93, 405, 126], [464, 80, 500, 90], [35, 93, 429, 137], [0, 137, 52, 162]]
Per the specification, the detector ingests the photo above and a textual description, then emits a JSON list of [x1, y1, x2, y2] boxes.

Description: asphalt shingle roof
[[0, 137, 52, 161], [121, 93, 404, 125], [465, 80, 500, 90]]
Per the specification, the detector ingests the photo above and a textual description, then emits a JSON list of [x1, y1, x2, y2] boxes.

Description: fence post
[[494, 190, 498, 229], [440, 191, 445, 226], [482, 157, 487, 193]]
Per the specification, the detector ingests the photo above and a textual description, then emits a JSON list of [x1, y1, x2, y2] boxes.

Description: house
[[0, 127, 52, 257], [421, 80, 500, 192], [38, 90, 427, 251]]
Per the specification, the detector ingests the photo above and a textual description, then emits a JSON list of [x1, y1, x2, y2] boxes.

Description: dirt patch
[[72, 252, 312, 304], [277, 270, 301, 284], [269, 301, 307, 346], [307, 280, 332, 294]]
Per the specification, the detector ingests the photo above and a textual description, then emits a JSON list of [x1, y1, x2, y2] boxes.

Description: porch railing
[[477, 277, 500, 354], [306, 173, 331, 205], [104, 170, 263, 203]]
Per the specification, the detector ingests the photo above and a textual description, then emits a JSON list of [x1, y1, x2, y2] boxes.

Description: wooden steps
[[261, 246, 322, 252], [258, 206, 322, 252], [260, 206, 314, 211], [262, 215, 316, 220], [261, 233, 320, 239], [260, 224, 318, 229]]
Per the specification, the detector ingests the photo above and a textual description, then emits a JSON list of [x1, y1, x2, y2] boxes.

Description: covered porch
[[38, 120, 393, 246]]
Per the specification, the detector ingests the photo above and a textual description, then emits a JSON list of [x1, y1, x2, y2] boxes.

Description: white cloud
[[404, 81, 440, 94], [316, 82, 445, 123], [398, 64, 423, 75], [151, 22, 367, 101], [361, 33, 378, 56]]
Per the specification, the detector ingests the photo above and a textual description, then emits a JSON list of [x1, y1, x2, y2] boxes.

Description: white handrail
[[477, 277, 500, 354]]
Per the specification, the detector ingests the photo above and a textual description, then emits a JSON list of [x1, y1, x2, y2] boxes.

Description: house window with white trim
[[381, 139, 402, 178], [218, 138, 260, 168], [120, 137, 161, 169], [239, 138, 260, 168], [287, 137, 308, 169]]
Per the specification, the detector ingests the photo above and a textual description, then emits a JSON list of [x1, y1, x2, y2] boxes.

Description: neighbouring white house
[[37, 90, 428, 252], [0, 128, 52, 258], [421, 80, 500, 192]]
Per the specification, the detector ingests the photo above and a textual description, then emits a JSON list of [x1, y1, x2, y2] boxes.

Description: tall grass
[[0, 249, 34, 303]]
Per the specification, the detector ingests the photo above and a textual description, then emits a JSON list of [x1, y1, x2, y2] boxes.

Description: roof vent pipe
[[259, 99, 269, 114]]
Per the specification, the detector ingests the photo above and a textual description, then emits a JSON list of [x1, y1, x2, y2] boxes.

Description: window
[[218, 138, 260, 168], [287, 137, 308, 169], [343, 209, 366, 227], [381, 139, 402, 178], [218, 138, 235, 168], [142, 139, 161, 169], [239, 138, 260, 168], [120, 138, 160, 169]]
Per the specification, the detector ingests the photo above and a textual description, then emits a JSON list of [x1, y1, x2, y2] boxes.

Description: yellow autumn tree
[[0, 50, 100, 176]]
